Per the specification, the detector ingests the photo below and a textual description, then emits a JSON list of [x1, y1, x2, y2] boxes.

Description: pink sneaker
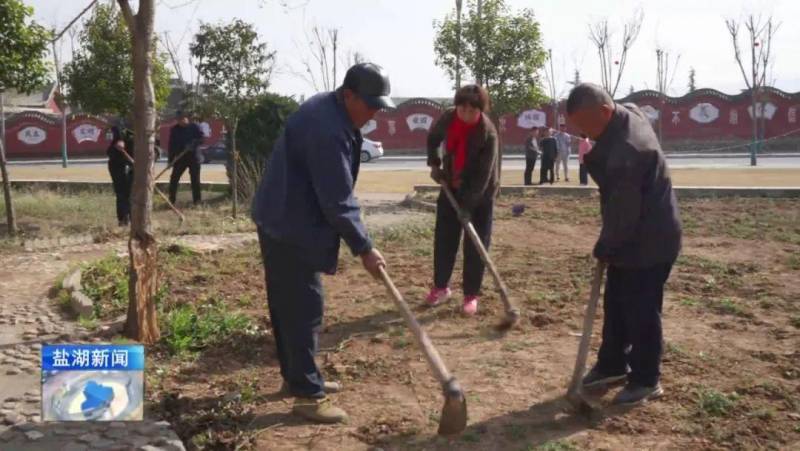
[[425, 287, 452, 306], [462, 296, 478, 315]]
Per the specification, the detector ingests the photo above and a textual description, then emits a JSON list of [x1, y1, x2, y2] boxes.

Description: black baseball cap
[[342, 63, 395, 110]]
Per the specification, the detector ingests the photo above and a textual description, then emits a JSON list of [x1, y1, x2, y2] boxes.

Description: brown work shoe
[[280, 380, 341, 395], [292, 397, 349, 424]]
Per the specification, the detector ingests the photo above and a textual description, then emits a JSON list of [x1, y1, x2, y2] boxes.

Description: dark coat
[[584, 103, 682, 268], [168, 123, 204, 163], [106, 126, 133, 168], [426, 109, 500, 211], [539, 137, 558, 161], [251, 91, 371, 274]]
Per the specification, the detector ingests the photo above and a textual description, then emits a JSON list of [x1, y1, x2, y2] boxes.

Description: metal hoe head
[[495, 307, 521, 331], [437, 378, 468, 436]]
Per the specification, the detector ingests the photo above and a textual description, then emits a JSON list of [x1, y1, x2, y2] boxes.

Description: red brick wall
[[5, 112, 225, 159]]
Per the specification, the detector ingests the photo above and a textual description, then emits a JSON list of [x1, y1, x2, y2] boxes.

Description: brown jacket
[[426, 109, 500, 210]]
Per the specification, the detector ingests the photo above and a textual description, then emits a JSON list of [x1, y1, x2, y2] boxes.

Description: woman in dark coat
[[106, 120, 134, 226], [425, 84, 500, 315]]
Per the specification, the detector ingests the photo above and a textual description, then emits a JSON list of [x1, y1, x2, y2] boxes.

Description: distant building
[[1, 82, 61, 117]]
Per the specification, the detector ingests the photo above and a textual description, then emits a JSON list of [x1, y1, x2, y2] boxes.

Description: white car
[[360, 138, 384, 163]]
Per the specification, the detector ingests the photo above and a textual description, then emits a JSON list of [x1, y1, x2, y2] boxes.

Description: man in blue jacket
[[251, 63, 393, 424]]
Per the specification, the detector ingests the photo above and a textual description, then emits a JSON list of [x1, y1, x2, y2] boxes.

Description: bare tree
[[543, 48, 559, 127], [117, 0, 161, 344], [588, 9, 644, 98], [295, 26, 339, 92], [655, 47, 680, 143], [725, 15, 780, 166]]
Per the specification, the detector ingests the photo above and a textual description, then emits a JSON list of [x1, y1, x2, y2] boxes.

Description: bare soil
[[139, 195, 800, 450]]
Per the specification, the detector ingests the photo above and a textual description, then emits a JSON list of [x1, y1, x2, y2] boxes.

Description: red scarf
[[446, 115, 478, 188]]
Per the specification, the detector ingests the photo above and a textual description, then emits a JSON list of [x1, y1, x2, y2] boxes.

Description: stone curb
[[413, 184, 800, 198], [61, 268, 95, 318], [400, 194, 436, 212]]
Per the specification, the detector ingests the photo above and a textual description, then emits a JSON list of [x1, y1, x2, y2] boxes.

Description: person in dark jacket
[[566, 83, 682, 406], [538, 128, 557, 185], [426, 84, 500, 315], [251, 63, 391, 424], [106, 120, 134, 226], [523, 127, 540, 185], [167, 110, 204, 205]]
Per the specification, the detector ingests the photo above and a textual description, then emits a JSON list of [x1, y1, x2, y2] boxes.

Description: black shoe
[[612, 383, 664, 406], [581, 366, 628, 389]]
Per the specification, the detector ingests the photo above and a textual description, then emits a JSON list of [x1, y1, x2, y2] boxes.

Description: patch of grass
[[696, 387, 739, 417], [790, 315, 800, 329], [713, 298, 752, 318], [80, 255, 129, 320], [787, 254, 800, 270], [503, 423, 526, 441], [374, 221, 434, 246], [161, 299, 252, 355], [78, 315, 98, 330], [680, 297, 699, 307], [531, 440, 578, 451], [391, 337, 410, 349], [461, 430, 482, 443]]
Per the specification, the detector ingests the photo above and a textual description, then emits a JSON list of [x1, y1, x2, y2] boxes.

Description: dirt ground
[[130, 195, 800, 450]]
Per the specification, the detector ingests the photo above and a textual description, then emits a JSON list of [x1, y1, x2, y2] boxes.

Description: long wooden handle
[[440, 183, 515, 313], [567, 261, 605, 394], [118, 148, 185, 222], [379, 267, 452, 385], [154, 147, 191, 181]]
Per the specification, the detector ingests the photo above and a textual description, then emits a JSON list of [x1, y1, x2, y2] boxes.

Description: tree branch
[[117, 0, 135, 32], [726, 19, 752, 89]]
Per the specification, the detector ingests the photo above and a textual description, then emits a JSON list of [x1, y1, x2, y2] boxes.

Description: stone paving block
[[70, 291, 94, 317]]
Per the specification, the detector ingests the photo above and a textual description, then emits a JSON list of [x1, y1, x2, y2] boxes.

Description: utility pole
[[476, 0, 483, 86], [331, 29, 338, 86], [0, 87, 17, 235], [548, 49, 558, 128], [52, 36, 68, 168], [455, 0, 463, 89]]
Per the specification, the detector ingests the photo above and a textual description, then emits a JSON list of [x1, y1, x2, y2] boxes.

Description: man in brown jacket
[[567, 83, 682, 406]]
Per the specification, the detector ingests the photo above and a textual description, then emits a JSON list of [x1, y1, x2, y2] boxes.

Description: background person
[[425, 84, 500, 316], [555, 124, 572, 182], [167, 110, 204, 205], [539, 128, 557, 185], [106, 118, 134, 227], [524, 127, 540, 186]]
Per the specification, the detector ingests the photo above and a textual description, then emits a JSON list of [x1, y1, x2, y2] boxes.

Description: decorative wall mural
[[360, 119, 377, 135], [406, 113, 433, 131], [516, 109, 546, 129], [671, 111, 681, 125], [72, 124, 102, 143], [747, 102, 777, 120], [729, 109, 738, 125], [788, 107, 797, 124], [689, 103, 720, 124], [388, 120, 396, 136], [18, 126, 47, 145]]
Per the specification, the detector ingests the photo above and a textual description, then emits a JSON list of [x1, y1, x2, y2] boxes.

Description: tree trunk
[[750, 89, 758, 166], [232, 119, 239, 219], [0, 91, 17, 237], [120, 0, 160, 344]]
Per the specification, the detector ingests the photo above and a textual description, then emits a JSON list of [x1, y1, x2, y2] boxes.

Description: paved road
[[362, 154, 800, 171], [9, 153, 800, 171]]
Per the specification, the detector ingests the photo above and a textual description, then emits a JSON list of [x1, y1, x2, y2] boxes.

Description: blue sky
[[30, 0, 800, 99]]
